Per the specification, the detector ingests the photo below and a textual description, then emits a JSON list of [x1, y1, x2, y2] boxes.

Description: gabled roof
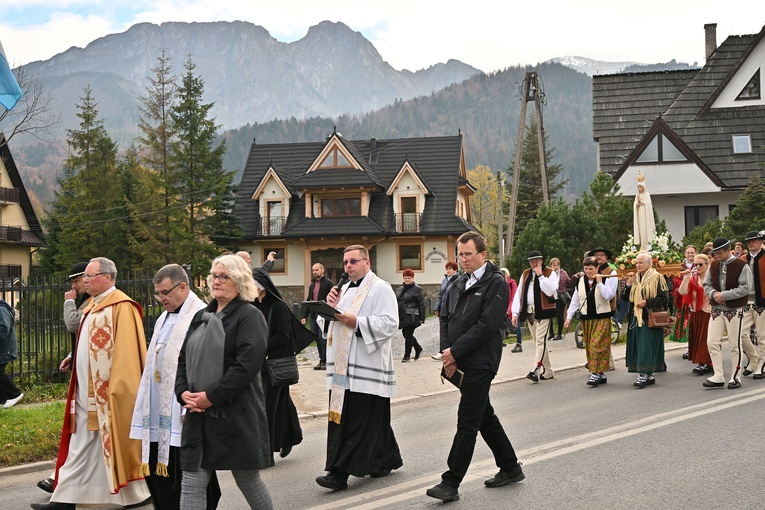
[[251, 166, 294, 199], [0, 134, 44, 246], [386, 160, 433, 196], [593, 25, 765, 189], [234, 134, 468, 239]]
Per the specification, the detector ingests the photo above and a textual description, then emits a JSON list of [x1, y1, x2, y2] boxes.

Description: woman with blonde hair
[[678, 254, 713, 375]]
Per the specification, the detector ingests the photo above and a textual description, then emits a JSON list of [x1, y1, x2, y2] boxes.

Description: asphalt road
[[11, 348, 765, 509]]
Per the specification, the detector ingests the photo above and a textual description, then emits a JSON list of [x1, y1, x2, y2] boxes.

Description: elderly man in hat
[[740, 230, 765, 379], [512, 251, 558, 382], [702, 237, 758, 389]]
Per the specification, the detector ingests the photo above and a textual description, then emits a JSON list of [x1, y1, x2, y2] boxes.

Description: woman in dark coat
[[251, 267, 303, 463], [175, 254, 273, 510], [396, 269, 426, 361]]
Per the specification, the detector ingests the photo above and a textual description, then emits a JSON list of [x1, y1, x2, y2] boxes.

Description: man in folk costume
[[315, 245, 402, 491], [511, 251, 558, 382], [739, 230, 765, 379], [702, 237, 757, 389], [587, 247, 619, 370], [129, 265, 221, 509], [32, 258, 150, 510]]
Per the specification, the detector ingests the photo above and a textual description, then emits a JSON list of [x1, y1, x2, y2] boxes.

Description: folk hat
[[744, 230, 765, 242], [527, 251, 544, 260], [67, 261, 88, 280], [712, 237, 731, 252], [586, 247, 613, 259]]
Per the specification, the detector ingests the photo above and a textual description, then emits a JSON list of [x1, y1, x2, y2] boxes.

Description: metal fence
[[3, 270, 163, 386]]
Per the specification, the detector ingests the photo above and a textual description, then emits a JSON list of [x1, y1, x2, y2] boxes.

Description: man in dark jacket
[[301, 263, 334, 370], [426, 231, 524, 503]]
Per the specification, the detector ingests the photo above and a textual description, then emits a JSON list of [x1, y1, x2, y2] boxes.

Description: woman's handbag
[[266, 356, 299, 386], [647, 309, 670, 329]]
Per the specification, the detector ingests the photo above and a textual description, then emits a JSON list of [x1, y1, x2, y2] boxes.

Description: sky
[[1, 0, 764, 72]]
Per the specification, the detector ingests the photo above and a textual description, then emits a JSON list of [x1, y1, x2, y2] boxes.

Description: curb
[[0, 459, 55, 477]]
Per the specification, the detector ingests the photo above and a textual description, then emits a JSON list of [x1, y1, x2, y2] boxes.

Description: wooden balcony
[[0, 187, 20, 205], [0, 226, 23, 242]]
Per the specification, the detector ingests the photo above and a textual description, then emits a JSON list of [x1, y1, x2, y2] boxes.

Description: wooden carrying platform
[[616, 263, 683, 278]]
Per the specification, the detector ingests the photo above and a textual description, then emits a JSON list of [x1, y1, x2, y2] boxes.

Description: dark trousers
[[0, 363, 21, 404], [442, 369, 519, 488], [402, 325, 422, 358], [548, 298, 566, 337], [146, 442, 221, 510], [311, 314, 326, 363]]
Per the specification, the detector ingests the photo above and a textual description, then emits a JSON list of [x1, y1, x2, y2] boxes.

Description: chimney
[[704, 23, 717, 60]]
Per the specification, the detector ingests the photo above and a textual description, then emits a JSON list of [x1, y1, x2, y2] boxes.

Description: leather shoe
[[540, 374, 554, 381], [279, 445, 292, 458], [703, 380, 725, 388], [753, 373, 764, 380], [511, 344, 523, 353], [526, 371, 539, 382], [313, 361, 326, 370], [414, 348, 423, 361], [370, 469, 392, 478], [37, 478, 54, 494], [316, 472, 348, 490], [682, 351, 689, 359], [30, 503, 75, 510], [692, 364, 713, 375], [426, 482, 459, 502], [401, 357, 410, 363], [728, 380, 742, 389], [743, 369, 753, 376], [485, 463, 525, 487]]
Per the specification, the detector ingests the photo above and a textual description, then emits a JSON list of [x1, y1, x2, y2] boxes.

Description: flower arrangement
[[614, 232, 683, 270]]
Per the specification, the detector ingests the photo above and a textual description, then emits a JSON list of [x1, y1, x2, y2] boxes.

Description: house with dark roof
[[0, 134, 44, 284], [232, 130, 475, 301], [592, 23, 765, 242]]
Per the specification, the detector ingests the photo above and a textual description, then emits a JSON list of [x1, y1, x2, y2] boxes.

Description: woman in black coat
[[251, 267, 303, 463], [175, 255, 273, 510], [396, 268, 426, 361]]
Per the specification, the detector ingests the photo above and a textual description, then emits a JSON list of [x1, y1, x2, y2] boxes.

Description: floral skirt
[[583, 317, 612, 374], [669, 304, 691, 343]]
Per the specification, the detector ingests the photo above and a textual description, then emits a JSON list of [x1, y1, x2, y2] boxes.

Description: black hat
[[67, 262, 88, 280], [586, 247, 613, 259], [527, 251, 544, 260], [712, 237, 731, 252], [744, 230, 765, 242]]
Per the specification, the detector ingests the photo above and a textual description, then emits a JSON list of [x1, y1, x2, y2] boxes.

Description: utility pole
[[496, 170, 504, 266], [505, 71, 549, 259]]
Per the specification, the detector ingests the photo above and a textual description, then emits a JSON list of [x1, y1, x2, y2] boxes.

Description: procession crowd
[[5, 226, 765, 509]]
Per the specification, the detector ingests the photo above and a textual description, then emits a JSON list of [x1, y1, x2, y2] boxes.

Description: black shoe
[[37, 478, 54, 494], [485, 463, 525, 488], [426, 482, 460, 502], [526, 371, 539, 382], [754, 373, 765, 380], [743, 369, 754, 376], [511, 344, 523, 353], [692, 364, 713, 375], [682, 351, 689, 359], [401, 358, 410, 363], [703, 380, 725, 388], [540, 374, 554, 381], [728, 380, 742, 389], [313, 361, 326, 370], [414, 347, 423, 361], [279, 445, 292, 458], [30, 503, 75, 510], [316, 472, 348, 491], [576, 340, 585, 349], [370, 469, 392, 478], [124, 497, 153, 509], [646, 376, 656, 386]]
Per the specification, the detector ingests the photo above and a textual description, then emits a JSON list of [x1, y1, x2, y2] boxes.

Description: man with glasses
[[32, 258, 150, 510], [130, 264, 220, 509], [739, 230, 765, 379], [315, 245, 402, 491], [427, 231, 523, 502]]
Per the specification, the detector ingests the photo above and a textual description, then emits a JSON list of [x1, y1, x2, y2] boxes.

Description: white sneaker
[[431, 353, 442, 360], [3, 393, 23, 408]]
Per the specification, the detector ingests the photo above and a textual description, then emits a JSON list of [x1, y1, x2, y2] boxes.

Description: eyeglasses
[[210, 273, 231, 283], [457, 252, 477, 260], [154, 282, 182, 301], [343, 258, 367, 266], [83, 272, 106, 279]]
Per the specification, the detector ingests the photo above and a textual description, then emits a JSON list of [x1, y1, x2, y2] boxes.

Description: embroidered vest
[[745, 250, 765, 306], [519, 266, 556, 321], [709, 257, 748, 308]]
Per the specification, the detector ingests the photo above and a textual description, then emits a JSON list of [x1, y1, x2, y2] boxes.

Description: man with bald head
[[301, 263, 334, 370]]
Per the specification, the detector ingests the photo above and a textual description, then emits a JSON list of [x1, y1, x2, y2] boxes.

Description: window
[[0, 264, 22, 278], [732, 135, 752, 154], [397, 196, 420, 232], [262, 247, 285, 273], [318, 147, 353, 169], [265, 201, 283, 235], [636, 133, 687, 163], [684, 206, 718, 236], [736, 68, 761, 100], [321, 198, 361, 217], [398, 244, 423, 271]]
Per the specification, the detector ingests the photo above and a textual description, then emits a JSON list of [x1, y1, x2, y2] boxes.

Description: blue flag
[[0, 39, 23, 111]]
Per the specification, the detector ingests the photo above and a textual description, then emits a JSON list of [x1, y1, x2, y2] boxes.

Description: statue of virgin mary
[[633, 172, 656, 251]]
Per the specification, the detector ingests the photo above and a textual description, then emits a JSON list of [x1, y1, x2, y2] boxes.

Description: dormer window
[[318, 147, 353, 169], [321, 198, 361, 217]]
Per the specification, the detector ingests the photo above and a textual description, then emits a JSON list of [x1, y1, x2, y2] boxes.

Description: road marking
[[307, 386, 765, 509]]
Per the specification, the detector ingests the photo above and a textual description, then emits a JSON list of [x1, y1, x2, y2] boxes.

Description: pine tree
[[505, 114, 567, 246], [169, 58, 239, 277], [725, 176, 765, 240]]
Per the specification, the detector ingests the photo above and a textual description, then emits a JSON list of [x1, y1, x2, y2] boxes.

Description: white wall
[[711, 41, 765, 108], [652, 191, 739, 242]]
